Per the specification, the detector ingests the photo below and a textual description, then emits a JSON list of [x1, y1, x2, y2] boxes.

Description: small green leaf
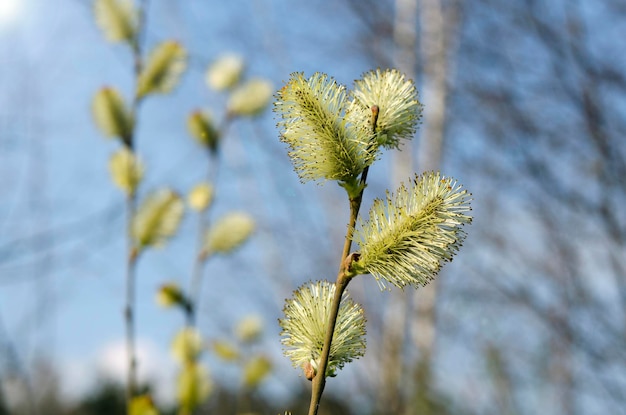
[[137, 41, 187, 98], [109, 147, 143, 196], [227, 78, 273, 117], [132, 189, 184, 249], [203, 212, 254, 255], [187, 111, 219, 153], [206, 54, 244, 91], [92, 87, 133, 144], [94, 0, 137, 44], [242, 355, 272, 388]]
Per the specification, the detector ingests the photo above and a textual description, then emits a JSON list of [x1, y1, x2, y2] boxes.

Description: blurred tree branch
[[341, 0, 626, 413]]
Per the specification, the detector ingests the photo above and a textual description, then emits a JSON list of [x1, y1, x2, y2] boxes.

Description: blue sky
[[2, 1, 625, 413]]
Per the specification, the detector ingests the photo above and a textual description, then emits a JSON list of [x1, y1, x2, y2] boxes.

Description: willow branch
[[124, 0, 150, 407]]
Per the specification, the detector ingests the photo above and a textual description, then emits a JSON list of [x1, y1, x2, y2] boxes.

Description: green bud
[[242, 355, 272, 388], [171, 328, 203, 365], [187, 111, 219, 153], [109, 147, 143, 196], [137, 41, 187, 98], [132, 189, 184, 249], [92, 87, 133, 144], [228, 78, 273, 117], [235, 315, 263, 344], [206, 54, 244, 91], [187, 182, 214, 212], [203, 212, 254, 255], [212, 340, 240, 361], [155, 282, 185, 308], [94, 0, 137, 44], [177, 363, 211, 413]]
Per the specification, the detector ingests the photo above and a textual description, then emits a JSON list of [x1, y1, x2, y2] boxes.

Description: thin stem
[[124, 0, 150, 409], [125, 208, 139, 404], [189, 244, 210, 327], [307, 211, 356, 415], [187, 114, 234, 327], [124, 132, 139, 407], [307, 191, 364, 415], [308, 106, 379, 415], [187, 158, 215, 328], [132, 0, 150, 83]]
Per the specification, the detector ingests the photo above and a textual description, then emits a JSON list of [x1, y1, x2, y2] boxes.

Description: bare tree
[[410, 0, 460, 397], [341, 0, 626, 413], [449, 0, 626, 413]]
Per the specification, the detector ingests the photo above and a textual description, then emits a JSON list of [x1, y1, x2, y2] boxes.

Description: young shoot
[[274, 69, 472, 415]]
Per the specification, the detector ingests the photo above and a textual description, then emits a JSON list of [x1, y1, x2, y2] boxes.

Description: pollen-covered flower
[[347, 68, 422, 149], [279, 281, 366, 378], [351, 172, 472, 289], [275, 72, 375, 187]]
